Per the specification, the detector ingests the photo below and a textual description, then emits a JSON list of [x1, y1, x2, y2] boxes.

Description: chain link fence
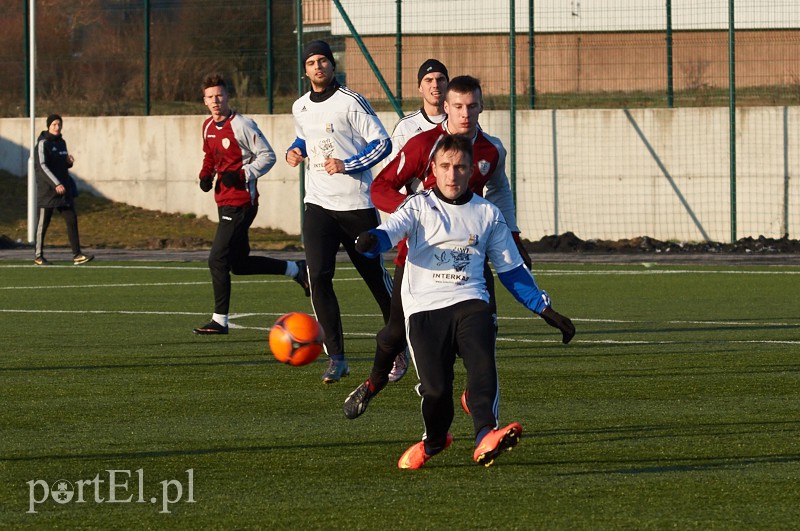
[[3, 1, 799, 241]]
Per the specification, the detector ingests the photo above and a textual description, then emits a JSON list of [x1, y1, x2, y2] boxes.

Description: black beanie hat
[[46, 114, 62, 128], [303, 40, 336, 68], [417, 59, 449, 85]]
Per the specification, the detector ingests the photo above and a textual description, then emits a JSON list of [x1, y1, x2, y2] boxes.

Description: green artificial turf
[[1, 260, 798, 529]]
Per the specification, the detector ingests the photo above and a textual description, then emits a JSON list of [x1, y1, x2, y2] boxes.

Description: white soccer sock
[[212, 313, 228, 327]]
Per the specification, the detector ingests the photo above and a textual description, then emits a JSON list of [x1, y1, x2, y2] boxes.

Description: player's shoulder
[[409, 125, 445, 146], [396, 109, 423, 125], [399, 187, 435, 209], [477, 129, 505, 151], [201, 116, 216, 137], [337, 85, 376, 113], [232, 111, 258, 128], [291, 92, 312, 114]]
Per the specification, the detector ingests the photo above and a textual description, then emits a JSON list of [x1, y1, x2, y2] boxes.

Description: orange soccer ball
[[268, 312, 325, 366]]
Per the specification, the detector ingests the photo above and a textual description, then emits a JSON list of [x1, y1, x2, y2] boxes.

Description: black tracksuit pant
[[302, 203, 393, 357], [35, 206, 81, 258], [407, 299, 499, 454], [209, 204, 288, 315]]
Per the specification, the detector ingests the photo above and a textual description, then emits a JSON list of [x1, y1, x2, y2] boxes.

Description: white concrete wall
[[0, 114, 309, 235], [1, 107, 797, 242]]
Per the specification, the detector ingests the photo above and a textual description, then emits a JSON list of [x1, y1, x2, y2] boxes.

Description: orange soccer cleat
[[398, 433, 454, 470], [473, 422, 523, 467]]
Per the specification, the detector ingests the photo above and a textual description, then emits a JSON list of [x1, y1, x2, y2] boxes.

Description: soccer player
[[386, 59, 449, 162], [286, 40, 394, 383], [343, 76, 565, 419], [380, 59, 449, 382], [355, 135, 575, 468], [193, 73, 309, 335]]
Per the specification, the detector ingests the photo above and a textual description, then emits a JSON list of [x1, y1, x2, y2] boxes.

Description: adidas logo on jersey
[[300, 106, 307, 112]]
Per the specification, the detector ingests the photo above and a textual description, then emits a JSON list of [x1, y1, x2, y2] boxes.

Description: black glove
[[355, 231, 378, 254], [199, 177, 213, 192], [512, 232, 532, 270], [220, 170, 243, 188], [540, 306, 576, 344]]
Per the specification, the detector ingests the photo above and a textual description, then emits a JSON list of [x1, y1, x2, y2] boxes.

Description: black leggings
[[368, 260, 497, 389]]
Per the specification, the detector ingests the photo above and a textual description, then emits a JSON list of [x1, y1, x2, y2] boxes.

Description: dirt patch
[[526, 232, 800, 255]]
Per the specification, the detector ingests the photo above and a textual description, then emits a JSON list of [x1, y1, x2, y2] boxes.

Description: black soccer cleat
[[343, 380, 378, 419], [293, 260, 310, 297], [192, 320, 228, 335]]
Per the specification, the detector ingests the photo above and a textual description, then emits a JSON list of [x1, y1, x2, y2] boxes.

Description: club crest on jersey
[[222, 138, 231, 149], [325, 123, 334, 133], [477, 160, 490, 176], [468, 234, 480, 246]]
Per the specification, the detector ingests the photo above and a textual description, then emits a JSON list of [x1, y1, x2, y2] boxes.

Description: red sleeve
[[371, 135, 432, 213]]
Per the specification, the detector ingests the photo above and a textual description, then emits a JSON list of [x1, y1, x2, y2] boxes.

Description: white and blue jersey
[[387, 108, 446, 163], [289, 83, 391, 211], [375, 188, 549, 318]]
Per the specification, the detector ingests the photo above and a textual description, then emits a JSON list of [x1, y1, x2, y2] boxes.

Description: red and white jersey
[[200, 111, 276, 207], [386, 108, 446, 163], [371, 120, 518, 265], [378, 188, 523, 317]]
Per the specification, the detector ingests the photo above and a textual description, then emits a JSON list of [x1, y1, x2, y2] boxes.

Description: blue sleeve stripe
[[343, 138, 391, 174]]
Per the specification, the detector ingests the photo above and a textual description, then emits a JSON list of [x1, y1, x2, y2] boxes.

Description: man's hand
[[512, 232, 532, 270], [199, 177, 213, 192], [286, 147, 305, 167], [355, 231, 378, 255], [540, 306, 576, 344], [220, 171, 243, 188], [324, 158, 345, 175], [55, 184, 66, 195]]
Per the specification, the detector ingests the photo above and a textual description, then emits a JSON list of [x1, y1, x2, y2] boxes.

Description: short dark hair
[[445, 75, 482, 100], [432, 134, 473, 164], [201, 73, 229, 94]]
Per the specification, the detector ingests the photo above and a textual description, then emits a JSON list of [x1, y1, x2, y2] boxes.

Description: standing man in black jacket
[[34, 114, 93, 266]]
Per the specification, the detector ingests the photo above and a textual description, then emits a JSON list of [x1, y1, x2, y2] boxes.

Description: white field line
[[2, 263, 800, 276], [3, 267, 800, 291], [1, 308, 798, 345]]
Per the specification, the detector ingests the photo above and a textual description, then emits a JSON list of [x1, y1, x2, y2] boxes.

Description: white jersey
[[387, 108, 446, 163], [291, 85, 391, 211], [378, 188, 524, 317]]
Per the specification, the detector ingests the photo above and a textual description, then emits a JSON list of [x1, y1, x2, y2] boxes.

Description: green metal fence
[[3, 0, 799, 242]]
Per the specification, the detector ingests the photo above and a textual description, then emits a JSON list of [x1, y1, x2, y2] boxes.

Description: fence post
[[529, 0, 535, 109], [144, 0, 150, 116], [296, 0, 305, 230], [24, 0, 30, 116], [266, 0, 274, 114], [783, 106, 789, 238], [510, 0, 517, 203], [666, 0, 674, 108], [728, 0, 737, 243], [332, 0, 403, 117], [396, 0, 402, 105]]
